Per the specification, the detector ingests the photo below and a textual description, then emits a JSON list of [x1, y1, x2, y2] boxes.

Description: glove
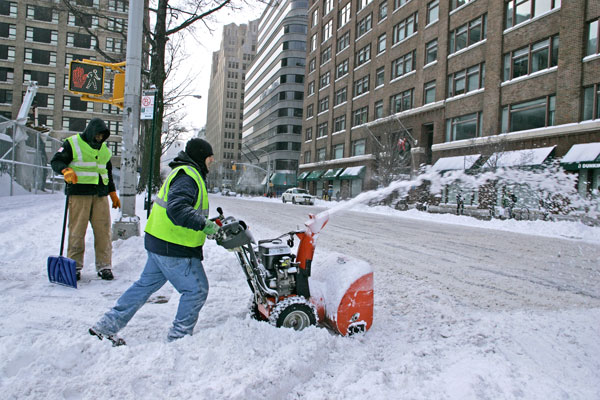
[[109, 191, 121, 209], [61, 168, 78, 184], [202, 219, 220, 236]]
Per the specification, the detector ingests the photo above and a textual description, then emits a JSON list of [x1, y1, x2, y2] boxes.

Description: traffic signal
[[68, 61, 105, 96]]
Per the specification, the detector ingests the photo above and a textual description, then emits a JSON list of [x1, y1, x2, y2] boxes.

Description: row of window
[[0, 3, 127, 25], [302, 138, 365, 164]]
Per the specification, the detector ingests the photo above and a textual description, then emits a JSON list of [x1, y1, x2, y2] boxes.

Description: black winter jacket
[[144, 151, 211, 260], [50, 119, 116, 196]]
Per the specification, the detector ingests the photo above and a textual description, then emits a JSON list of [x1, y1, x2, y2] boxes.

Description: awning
[[297, 171, 310, 181], [339, 166, 365, 180], [305, 170, 325, 181], [270, 172, 295, 186], [431, 154, 481, 172], [321, 168, 344, 179], [560, 142, 600, 170], [484, 146, 555, 168]]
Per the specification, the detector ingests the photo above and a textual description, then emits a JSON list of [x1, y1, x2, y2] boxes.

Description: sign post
[[142, 89, 157, 217]]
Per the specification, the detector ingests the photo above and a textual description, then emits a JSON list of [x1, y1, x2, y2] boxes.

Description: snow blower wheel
[[269, 297, 317, 331]]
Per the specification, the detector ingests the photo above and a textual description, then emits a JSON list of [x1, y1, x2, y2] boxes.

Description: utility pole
[[112, 0, 143, 240]]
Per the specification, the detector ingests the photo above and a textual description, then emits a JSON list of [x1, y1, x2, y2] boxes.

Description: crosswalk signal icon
[[68, 61, 105, 96]]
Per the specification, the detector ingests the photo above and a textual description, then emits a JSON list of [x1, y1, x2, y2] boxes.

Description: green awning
[[560, 142, 600, 171], [297, 171, 310, 180], [305, 170, 325, 181], [321, 168, 344, 179], [339, 166, 365, 180], [270, 172, 295, 186]]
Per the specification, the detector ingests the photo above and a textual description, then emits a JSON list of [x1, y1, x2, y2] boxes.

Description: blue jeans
[[93, 251, 209, 341]]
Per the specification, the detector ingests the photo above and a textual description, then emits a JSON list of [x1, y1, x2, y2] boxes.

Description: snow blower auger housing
[[212, 208, 373, 336]]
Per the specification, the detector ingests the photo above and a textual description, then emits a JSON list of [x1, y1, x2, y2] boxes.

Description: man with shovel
[[51, 118, 120, 281]]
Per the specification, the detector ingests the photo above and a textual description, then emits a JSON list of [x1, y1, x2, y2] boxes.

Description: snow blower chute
[[212, 208, 373, 335]]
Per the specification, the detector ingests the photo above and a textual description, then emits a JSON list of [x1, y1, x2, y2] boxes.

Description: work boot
[[76, 270, 81, 281], [98, 269, 114, 280]]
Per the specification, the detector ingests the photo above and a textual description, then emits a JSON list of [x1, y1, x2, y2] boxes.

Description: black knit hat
[[185, 138, 213, 167]]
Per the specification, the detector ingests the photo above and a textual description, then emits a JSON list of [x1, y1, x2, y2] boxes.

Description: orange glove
[[109, 191, 121, 209], [61, 168, 78, 184]]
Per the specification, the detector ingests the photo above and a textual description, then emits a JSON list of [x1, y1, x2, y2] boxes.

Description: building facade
[[300, 0, 600, 199], [0, 0, 133, 165], [205, 20, 258, 191], [242, 0, 308, 196]]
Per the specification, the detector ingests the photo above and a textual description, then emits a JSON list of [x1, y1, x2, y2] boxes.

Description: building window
[[336, 31, 350, 53], [375, 67, 385, 87], [68, 12, 97, 28], [424, 80, 436, 104], [106, 37, 124, 53], [321, 46, 332, 65], [353, 75, 370, 97], [318, 96, 329, 112], [309, 58, 316, 73], [335, 87, 347, 105], [355, 44, 371, 67], [304, 151, 311, 162], [317, 147, 326, 161], [427, 0, 439, 25], [310, 34, 317, 52], [323, 0, 333, 15], [357, 13, 373, 38], [0, 44, 15, 61], [336, 59, 349, 79], [333, 143, 344, 159], [379, 1, 388, 21], [108, 0, 128, 12], [306, 104, 314, 118], [446, 112, 482, 141], [338, 3, 351, 28], [312, 8, 319, 27], [283, 40, 306, 51], [377, 33, 386, 54], [358, 0, 373, 12], [583, 84, 600, 121], [392, 12, 417, 45], [322, 19, 333, 42], [390, 89, 413, 114], [374, 100, 383, 119], [63, 117, 88, 132], [26, 5, 58, 22], [0, 89, 12, 104], [319, 71, 331, 89], [305, 127, 313, 141], [501, 95, 556, 133], [317, 122, 328, 137], [26, 27, 58, 45], [352, 139, 366, 156], [449, 14, 487, 55], [393, 0, 411, 11], [1, 2, 17, 18], [0, 67, 13, 83], [0, 22, 16, 39], [505, 0, 561, 30], [24, 70, 55, 87], [352, 106, 369, 127], [448, 63, 485, 97], [25, 48, 56, 65], [67, 32, 96, 49], [586, 18, 599, 57], [425, 39, 437, 65], [334, 115, 346, 132], [391, 50, 415, 80], [450, 0, 475, 11], [308, 81, 315, 96], [503, 35, 558, 81]]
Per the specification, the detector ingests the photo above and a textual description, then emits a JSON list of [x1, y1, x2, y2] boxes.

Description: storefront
[[321, 168, 344, 200], [304, 170, 325, 196], [339, 166, 365, 198], [431, 154, 482, 205], [561, 142, 600, 196]]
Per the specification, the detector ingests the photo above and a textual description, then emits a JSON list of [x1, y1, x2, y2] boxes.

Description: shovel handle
[[60, 195, 69, 256]]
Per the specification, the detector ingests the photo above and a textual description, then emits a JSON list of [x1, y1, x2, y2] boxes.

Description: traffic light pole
[[112, 0, 144, 240]]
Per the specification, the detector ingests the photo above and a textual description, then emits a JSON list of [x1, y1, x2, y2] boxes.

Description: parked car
[[222, 189, 237, 197], [281, 188, 315, 205]]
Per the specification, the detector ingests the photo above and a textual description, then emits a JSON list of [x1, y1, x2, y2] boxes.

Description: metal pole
[[146, 91, 157, 218], [112, 0, 143, 240]]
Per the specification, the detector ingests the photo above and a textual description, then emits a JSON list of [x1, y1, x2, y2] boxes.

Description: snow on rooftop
[[431, 154, 481, 171], [561, 142, 600, 163]]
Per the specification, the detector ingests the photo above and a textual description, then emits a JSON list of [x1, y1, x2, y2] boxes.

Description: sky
[[0, 189, 598, 399], [173, 1, 267, 132]]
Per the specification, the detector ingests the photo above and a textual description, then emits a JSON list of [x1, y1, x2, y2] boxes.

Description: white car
[[281, 188, 315, 205]]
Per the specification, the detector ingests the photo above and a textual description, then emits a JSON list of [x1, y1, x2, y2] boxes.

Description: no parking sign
[[141, 94, 155, 120]]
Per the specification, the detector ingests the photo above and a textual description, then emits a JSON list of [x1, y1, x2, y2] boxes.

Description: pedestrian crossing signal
[[68, 61, 104, 96]]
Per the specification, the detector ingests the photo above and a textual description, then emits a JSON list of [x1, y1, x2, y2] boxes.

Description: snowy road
[[1, 193, 599, 399]]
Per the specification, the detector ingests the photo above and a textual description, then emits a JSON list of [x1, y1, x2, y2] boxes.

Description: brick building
[[300, 0, 600, 199]]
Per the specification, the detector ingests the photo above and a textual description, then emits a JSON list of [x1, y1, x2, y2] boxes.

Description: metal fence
[[0, 115, 64, 196]]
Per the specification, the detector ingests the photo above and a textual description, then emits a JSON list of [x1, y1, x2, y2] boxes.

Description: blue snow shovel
[[47, 195, 77, 288]]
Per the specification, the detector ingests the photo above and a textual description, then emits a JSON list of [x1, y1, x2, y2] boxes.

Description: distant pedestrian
[[456, 191, 464, 216]]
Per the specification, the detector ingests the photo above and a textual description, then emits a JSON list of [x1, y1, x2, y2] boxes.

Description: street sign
[[68, 61, 104, 96], [140, 94, 155, 120]]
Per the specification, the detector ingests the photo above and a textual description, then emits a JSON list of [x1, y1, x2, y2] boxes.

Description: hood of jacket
[[81, 118, 110, 149], [169, 151, 208, 179]]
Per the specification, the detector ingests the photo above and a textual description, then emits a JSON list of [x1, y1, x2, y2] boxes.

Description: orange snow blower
[[213, 208, 373, 335]]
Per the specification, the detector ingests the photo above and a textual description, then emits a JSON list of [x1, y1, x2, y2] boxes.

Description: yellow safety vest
[[66, 134, 111, 185], [145, 165, 209, 247]]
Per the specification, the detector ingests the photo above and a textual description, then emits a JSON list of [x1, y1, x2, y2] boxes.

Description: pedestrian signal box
[[68, 61, 105, 96]]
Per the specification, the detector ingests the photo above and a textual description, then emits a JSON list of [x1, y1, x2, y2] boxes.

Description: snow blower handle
[[211, 207, 225, 227]]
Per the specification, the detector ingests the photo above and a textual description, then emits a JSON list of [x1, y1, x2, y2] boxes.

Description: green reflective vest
[[145, 165, 209, 247], [66, 134, 111, 185]]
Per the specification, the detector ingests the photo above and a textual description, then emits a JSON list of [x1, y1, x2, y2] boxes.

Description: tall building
[[206, 20, 258, 191], [242, 0, 308, 195], [301, 0, 600, 199], [0, 0, 134, 165]]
